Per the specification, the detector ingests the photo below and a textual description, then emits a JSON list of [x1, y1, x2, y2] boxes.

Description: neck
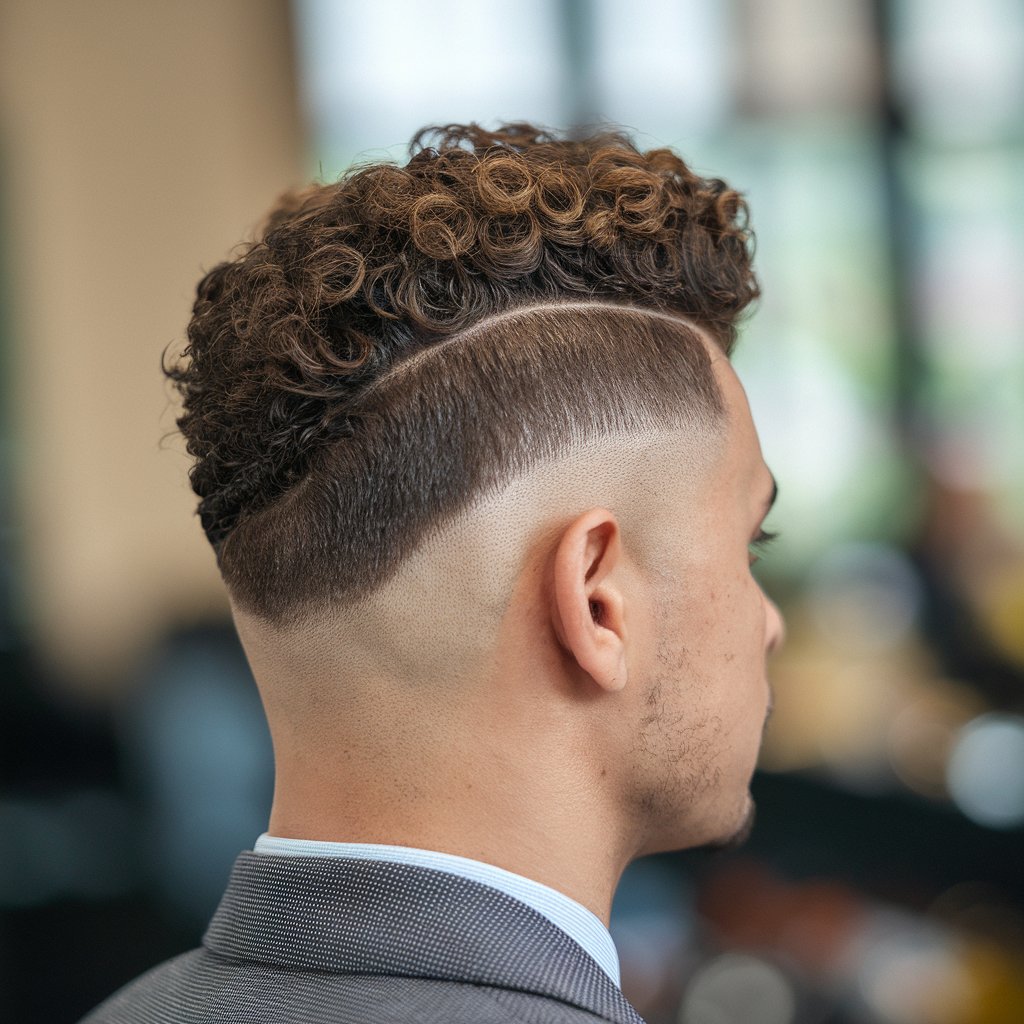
[[267, 719, 632, 926]]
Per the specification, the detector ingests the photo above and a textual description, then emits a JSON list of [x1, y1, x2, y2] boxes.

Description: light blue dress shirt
[[254, 833, 621, 987]]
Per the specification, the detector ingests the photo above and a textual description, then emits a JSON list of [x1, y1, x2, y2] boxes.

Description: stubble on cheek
[[626, 634, 726, 841], [625, 577, 766, 853]]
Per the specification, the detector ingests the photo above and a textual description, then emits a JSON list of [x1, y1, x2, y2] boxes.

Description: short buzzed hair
[[167, 123, 759, 624]]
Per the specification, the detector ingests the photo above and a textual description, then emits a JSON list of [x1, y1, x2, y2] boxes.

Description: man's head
[[167, 123, 782, 886]]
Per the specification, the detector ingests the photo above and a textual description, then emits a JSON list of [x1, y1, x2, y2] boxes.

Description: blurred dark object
[[0, 624, 271, 1023]]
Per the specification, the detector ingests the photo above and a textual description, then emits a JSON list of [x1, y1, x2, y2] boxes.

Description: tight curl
[[167, 122, 760, 551]]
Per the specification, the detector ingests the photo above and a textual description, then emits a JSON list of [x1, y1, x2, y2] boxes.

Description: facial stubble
[[628, 604, 770, 855]]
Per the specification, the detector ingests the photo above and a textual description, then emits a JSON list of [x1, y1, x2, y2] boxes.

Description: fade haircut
[[166, 123, 759, 625]]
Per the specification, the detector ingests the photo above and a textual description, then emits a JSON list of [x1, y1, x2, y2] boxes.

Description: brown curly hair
[[168, 122, 759, 623]]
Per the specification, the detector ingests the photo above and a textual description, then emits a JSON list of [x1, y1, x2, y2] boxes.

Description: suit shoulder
[[79, 949, 619, 1024], [77, 948, 206, 1023]]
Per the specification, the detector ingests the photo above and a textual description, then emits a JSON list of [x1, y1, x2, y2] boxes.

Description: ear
[[550, 508, 628, 693]]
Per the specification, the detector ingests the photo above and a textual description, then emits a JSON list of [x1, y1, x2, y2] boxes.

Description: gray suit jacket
[[81, 852, 647, 1023]]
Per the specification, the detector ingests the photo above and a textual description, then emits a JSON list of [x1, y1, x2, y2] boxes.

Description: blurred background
[[0, 1, 1022, 1021]]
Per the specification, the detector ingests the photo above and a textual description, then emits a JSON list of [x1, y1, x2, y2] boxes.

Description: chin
[[684, 790, 757, 856], [643, 790, 758, 857], [698, 794, 757, 854]]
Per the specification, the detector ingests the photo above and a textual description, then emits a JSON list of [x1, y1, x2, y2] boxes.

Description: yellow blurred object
[[958, 939, 1024, 1024], [886, 682, 985, 799], [759, 607, 938, 778], [977, 563, 1024, 668]]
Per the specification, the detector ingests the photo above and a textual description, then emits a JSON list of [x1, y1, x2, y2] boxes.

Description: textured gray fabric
[[80, 852, 648, 1024]]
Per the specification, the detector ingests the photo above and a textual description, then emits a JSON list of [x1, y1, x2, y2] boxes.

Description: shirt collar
[[253, 833, 620, 988]]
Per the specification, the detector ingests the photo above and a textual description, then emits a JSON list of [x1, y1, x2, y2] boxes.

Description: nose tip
[[765, 595, 786, 654]]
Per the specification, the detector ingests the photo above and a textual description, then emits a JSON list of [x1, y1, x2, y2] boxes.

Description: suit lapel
[[204, 852, 645, 1024]]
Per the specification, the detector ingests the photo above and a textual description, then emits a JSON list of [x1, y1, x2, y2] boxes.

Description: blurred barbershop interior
[[1, 1, 1022, 1021]]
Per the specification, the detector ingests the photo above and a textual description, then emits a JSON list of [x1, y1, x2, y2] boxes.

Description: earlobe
[[551, 508, 628, 693]]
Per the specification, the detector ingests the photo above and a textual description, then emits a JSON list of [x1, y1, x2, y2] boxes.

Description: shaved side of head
[[234, 417, 724, 717], [223, 303, 726, 632], [231, 309, 729, 762]]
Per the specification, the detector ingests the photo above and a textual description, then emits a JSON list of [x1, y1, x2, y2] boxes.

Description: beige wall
[[0, 0, 305, 689]]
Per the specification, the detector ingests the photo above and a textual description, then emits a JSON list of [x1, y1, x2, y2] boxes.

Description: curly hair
[[167, 122, 760, 622]]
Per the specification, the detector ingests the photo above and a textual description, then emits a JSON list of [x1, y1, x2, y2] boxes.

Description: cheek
[[703, 569, 767, 659], [710, 577, 771, 723], [646, 557, 767, 694]]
